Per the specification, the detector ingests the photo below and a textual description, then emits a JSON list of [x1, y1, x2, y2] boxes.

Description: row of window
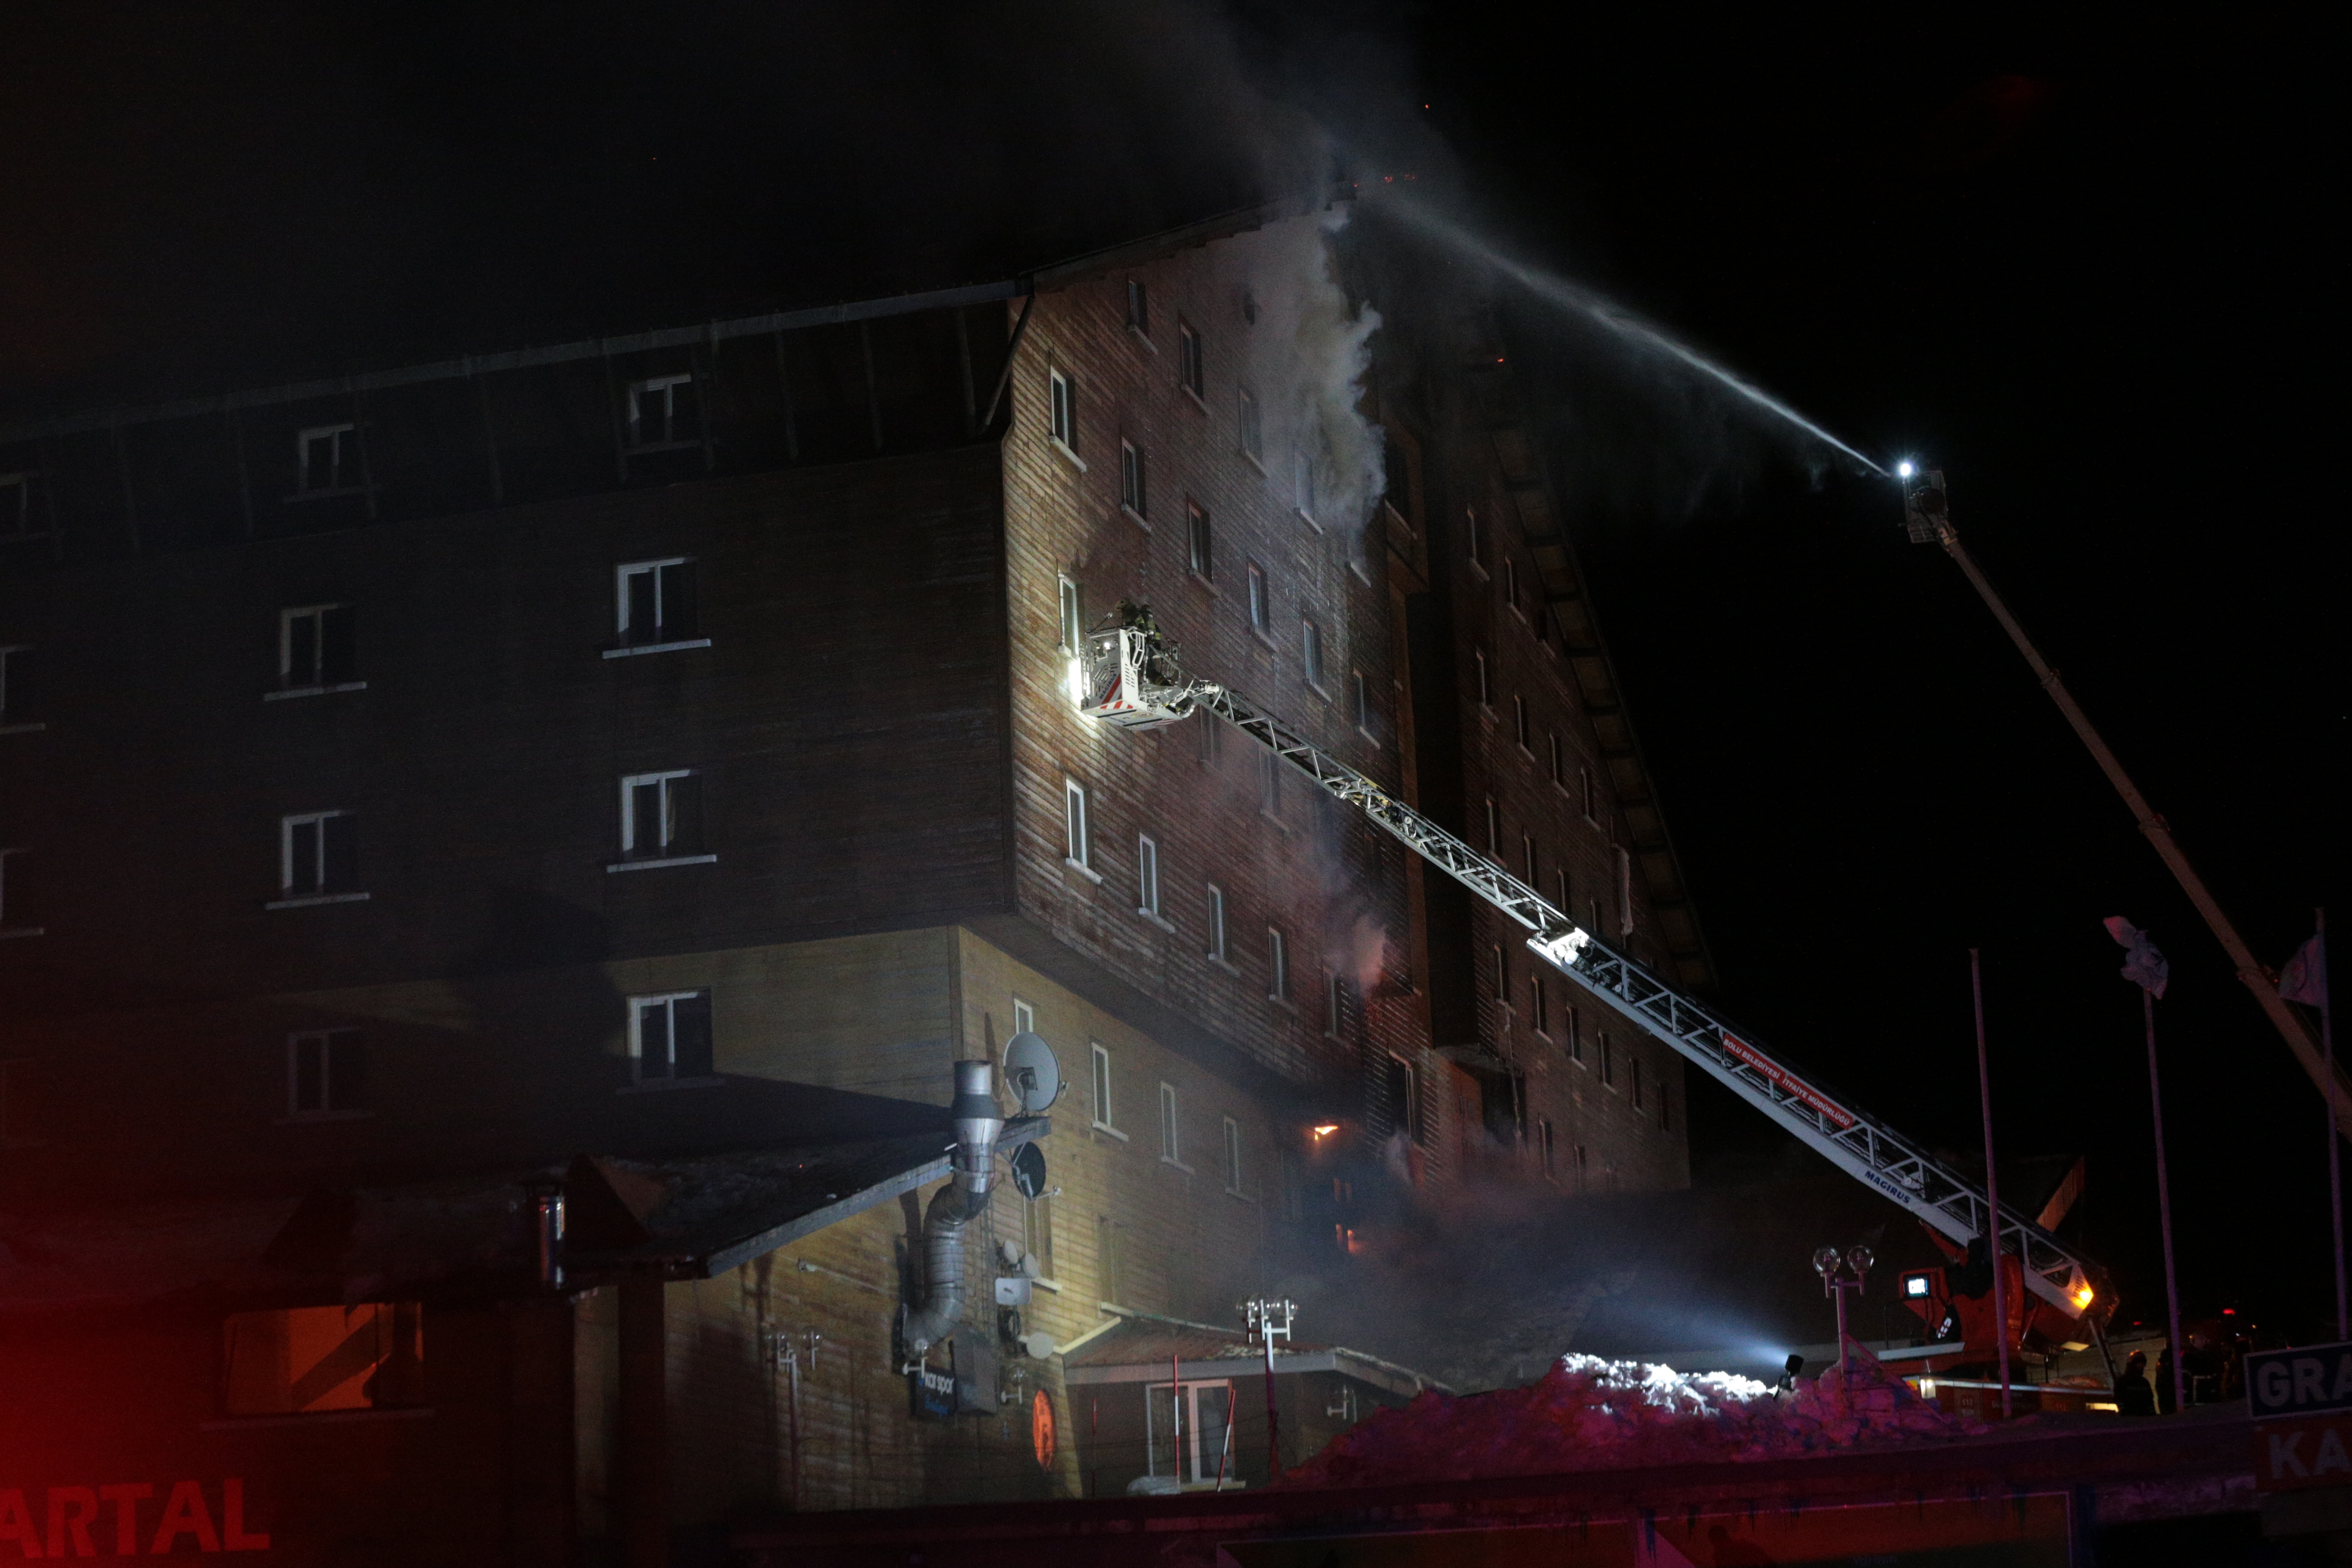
[[1492, 945, 1673, 1132], [1083, 1036, 1247, 1196]]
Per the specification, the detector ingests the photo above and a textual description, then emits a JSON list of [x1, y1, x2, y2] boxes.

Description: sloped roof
[[1064, 1307, 1450, 1400]]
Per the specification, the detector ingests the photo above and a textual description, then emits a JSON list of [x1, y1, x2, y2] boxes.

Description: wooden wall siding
[[1401, 300, 1693, 1196], [0, 448, 1012, 1013], [998, 218, 1429, 1130]]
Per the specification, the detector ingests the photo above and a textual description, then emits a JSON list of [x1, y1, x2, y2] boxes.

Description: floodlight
[[1903, 1273, 1931, 1299], [1896, 460, 1916, 480]]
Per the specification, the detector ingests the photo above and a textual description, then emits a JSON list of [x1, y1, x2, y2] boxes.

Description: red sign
[[2256, 1415, 2352, 1493], [0, 1479, 269, 1554], [1721, 1034, 1856, 1128]]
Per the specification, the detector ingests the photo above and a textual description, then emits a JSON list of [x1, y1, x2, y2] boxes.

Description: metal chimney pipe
[[950, 1059, 1004, 1197], [903, 1061, 1005, 1354]]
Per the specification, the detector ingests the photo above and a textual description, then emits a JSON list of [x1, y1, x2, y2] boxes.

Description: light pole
[[1245, 1298, 1295, 1480], [1813, 1245, 1875, 1377]]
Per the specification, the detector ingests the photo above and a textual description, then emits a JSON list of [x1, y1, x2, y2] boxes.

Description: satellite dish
[[1003, 1033, 1061, 1115], [1010, 1142, 1049, 1201]]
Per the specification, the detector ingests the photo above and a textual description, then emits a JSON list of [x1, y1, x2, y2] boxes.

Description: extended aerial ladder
[[1078, 608, 2110, 1328]]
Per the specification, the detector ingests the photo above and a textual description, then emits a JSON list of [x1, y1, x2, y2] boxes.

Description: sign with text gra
[[2248, 1343, 2352, 1421]]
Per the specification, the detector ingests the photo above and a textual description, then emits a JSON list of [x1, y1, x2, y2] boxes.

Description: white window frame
[[627, 990, 716, 1086], [286, 1028, 368, 1120], [1292, 443, 1318, 525], [1063, 778, 1094, 876], [1513, 694, 1530, 750], [1530, 973, 1549, 1037], [610, 557, 708, 655], [1205, 883, 1229, 965], [1013, 998, 1036, 1038], [0, 848, 40, 939], [1091, 1042, 1116, 1132], [1522, 832, 1537, 887], [1136, 833, 1165, 924], [1237, 385, 1263, 464], [1187, 500, 1212, 580], [275, 603, 361, 695], [1549, 732, 1565, 788], [1565, 1004, 1582, 1064], [1260, 750, 1283, 823], [1484, 796, 1499, 856], [612, 769, 714, 871], [1246, 560, 1269, 637], [1158, 1080, 1185, 1167], [1266, 926, 1289, 1003], [1120, 440, 1147, 520], [1048, 365, 1079, 457], [1177, 319, 1204, 400], [1058, 574, 1083, 653], [1352, 670, 1372, 734], [1223, 1115, 1245, 1195], [273, 810, 366, 908], [1125, 278, 1152, 339], [626, 374, 695, 451], [293, 423, 359, 498], [1301, 617, 1326, 691]]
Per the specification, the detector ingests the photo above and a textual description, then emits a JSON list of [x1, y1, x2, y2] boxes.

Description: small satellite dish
[[1010, 1142, 1049, 1201], [1003, 1032, 1061, 1115]]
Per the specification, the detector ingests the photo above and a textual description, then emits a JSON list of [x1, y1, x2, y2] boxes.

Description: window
[[223, 1302, 423, 1416], [1503, 555, 1519, 612], [1374, 1054, 1421, 1147], [1205, 883, 1228, 963], [1575, 1142, 1589, 1183], [1024, 1190, 1056, 1276], [1538, 1116, 1557, 1179], [1484, 796, 1499, 856], [1466, 507, 1484, 570], [1601, 1032, 1616, 1088], [1325, 970, 1345, 1037], [1223, 1116, 1244, 1193], [1474, 648, 1491, 707], [1549, 732, 1565, 788], [1267, 926, 1289, 1002], [1048, 365, 1079, 454], [1058, 574, 1083, 652], [1352, 670, 1372, 732], [288, 1029, 367, 1117], [629, 990, 715, 1083], [1556, 867, 1572, 924], [1660, 1081, 1673, 1132], [1013, 998, 1037, 1038], [1564, 1005, 1582, 1063], [1196, 709, 1223, 763], [1063, 779, 1092, 870], [1246, 559, 1270, 636], [1522, 833, 1537, 887], [1302, 618, 1326, 690], [1121, 440, 1148, 519], [277, 811, 360, 904], [1159, 1081, 1181, 1164], [1529, 974, 1549, 1036], [1590, 897, 1605, 941], [294, 423, 359, 496], [1126, 278, 1151, 337], [1618, 846, 1636, 936], [1631, 1054, 1645, 1111], [1514, 694, 1530, 750], [618, 771, 706, 863], [1187, 500, 1213, 579], [0, 472, 41, 539], [626, 374, 696, 450], [1293, 444, 1318, 521], [1237, 386, 1262, 463], [1177, 319, 1204, 399], [1147, 1380, 1235, 1485], [1491, 944, 1508, 1003], [1259, 750, 1283, 822], [1096, 1215, 1126, 1303], [0, 646, 35, 729], [0, 848, 36, 937], [1090, 1043, 1114, 1129], [279, 605, 357, 691], [616, 558, 701, 648], [1581, 767, 1598, 824], [1136, 834, 1162, 920]]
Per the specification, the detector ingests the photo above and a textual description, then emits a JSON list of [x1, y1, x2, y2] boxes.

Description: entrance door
[[1145, 1380, 1236, 1484]]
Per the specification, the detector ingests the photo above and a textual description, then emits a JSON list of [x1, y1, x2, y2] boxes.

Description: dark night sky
[[2, 5, 2339, 1331]]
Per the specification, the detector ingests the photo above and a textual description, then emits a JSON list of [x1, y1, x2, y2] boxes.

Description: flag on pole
[[2104, 916, 2170, 998], [2282, 933, 2329, 1008]]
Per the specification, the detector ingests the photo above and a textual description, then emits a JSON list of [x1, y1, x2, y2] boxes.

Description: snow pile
[[1281, 1352, 1982, 1487]]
